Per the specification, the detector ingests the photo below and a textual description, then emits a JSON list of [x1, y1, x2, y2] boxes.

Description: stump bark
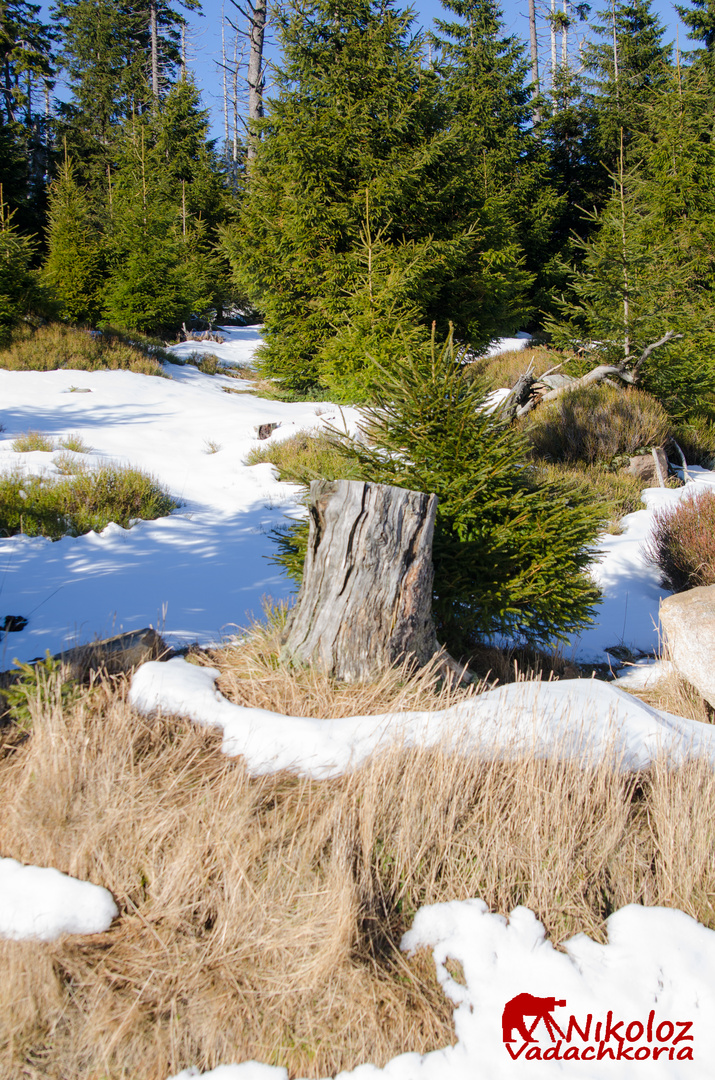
[[281, 479, 440, 682]]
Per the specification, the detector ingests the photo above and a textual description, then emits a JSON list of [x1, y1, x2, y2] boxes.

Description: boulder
[[627, 448, 669, 485], [660, 585, 715, 708]]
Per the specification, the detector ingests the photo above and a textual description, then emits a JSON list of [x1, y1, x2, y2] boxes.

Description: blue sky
[[179, 0, 691, 142], [44, 0, 691, 144]]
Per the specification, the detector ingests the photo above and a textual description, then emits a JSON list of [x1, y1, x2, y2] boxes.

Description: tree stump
[[281, 479, 440, 682]]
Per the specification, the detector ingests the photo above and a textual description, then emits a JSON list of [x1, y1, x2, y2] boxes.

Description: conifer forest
[[3, 0, 715, 416]]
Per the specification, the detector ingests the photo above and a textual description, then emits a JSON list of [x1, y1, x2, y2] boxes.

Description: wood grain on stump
[[281, 479, 439, 682]]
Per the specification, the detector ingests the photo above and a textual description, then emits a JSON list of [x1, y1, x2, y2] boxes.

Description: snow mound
[[0, 857, 118, 941], [129, 657, 715, 778], [167, 899, 714, 1078]]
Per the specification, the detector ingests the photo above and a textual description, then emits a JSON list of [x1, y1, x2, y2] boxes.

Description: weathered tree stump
[[281, 479, 441, 683]]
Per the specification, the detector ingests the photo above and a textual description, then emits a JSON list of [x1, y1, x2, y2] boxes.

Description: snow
[[167, 901, 714, 1078], [483, 331, 533, 359], [0, 857, 118, 941], [566, 475, 715, 664], [129, 656, 715, 777], [0, 327, 360, 663]]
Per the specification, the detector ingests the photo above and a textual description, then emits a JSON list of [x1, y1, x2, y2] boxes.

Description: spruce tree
[[582, 0, 671, 183], [432, 0, 560, 319], [0, 194, 41, 341], [336, 328, 605, 649], [224, 0, 532, 396], [102, 115, 219, 334], [42, 157, 104, 324], [548, 70, 715, 422]]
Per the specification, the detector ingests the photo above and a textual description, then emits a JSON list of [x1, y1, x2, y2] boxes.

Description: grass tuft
[[245, 429, 361, 485], [58, 433, 93, 454], [646, 488, 715, 592], [11, 430, 55, 453], [0, 324, 169, 377], [0, 464, 177, 539]]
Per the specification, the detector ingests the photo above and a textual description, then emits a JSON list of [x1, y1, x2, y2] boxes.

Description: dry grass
[[532, 461, 652, 527], [4, 628, 715, 1078], [465, 345, 559, 390], [624, 665, 713, 726], [0, 324, 168, 377]]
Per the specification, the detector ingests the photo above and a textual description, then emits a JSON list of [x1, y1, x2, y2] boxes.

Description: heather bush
[[646, 489, 715, 592], [523, 384, 671, 465]]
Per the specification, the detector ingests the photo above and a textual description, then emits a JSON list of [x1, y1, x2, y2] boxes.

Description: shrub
[[274, 329, 606, 651], [0, 465, 177, 539], [646, 489, 715, 592], [523, 384, 671, 465], [0, 323, 169, 377], [12, 431, 55, 453], [52, 452, 87, 476]]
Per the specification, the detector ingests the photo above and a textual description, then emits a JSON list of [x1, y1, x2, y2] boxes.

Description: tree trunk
[[246, 0, 267, 162], [281, 479, 440, 683]]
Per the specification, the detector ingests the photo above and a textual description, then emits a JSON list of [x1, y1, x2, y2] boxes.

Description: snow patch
[[167, 900, 715, 1078], [129, 657, 715, 778], [0, 857, 118, 941]]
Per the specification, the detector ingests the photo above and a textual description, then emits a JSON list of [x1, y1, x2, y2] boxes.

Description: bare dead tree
[[514, 331, 684, 418], [224, 0, 268, 164], [529, 0, 541, 121], [150, 0, 160, 102]]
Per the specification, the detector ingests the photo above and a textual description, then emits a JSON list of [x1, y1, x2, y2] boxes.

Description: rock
[[50, 628, 171, 681], [627, 448, 669, 485], [660, 585, 715, 708], [257, 423, 279, 440]]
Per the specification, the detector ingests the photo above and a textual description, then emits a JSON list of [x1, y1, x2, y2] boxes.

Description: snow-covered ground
[[0, 857, 117, 940], [0, 328, 360, 665], [4, 328, 715, 1078]]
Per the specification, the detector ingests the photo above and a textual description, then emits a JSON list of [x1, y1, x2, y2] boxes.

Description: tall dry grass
[[3, 638, 715, 1078]]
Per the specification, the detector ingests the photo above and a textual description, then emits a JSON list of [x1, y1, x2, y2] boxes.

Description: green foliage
[[523, 384, 671, 465], [275, 329, 606, 651], [4, 652, 81, 732], [0, 323, 168, 375], [224, 0, 533, 396], [0, 464, 177, 539], [42, 158, 105, 325], [101, 107, 226, 335], [0, 198, 42, 341], [548, 71, 715, 424]]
